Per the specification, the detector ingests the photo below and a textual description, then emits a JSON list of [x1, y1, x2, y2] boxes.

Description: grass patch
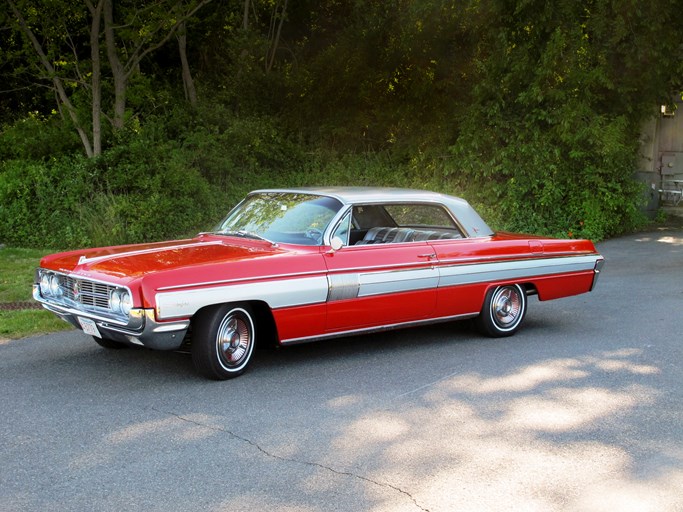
[[0, 246, 49, 302], [0, 246, 73, 339], [0, 310, 72, 340]]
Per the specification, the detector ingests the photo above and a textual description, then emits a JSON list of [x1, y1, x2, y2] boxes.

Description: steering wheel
[[305, 228, 323, 245]]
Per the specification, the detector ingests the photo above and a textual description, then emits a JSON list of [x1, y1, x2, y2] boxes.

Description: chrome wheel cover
[[490, 286, 524, 331], [215, 309, 253, 370]]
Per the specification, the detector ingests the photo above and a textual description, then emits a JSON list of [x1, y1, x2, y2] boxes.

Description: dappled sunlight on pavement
[[635, 233, 683, 247], [48, 344, 680, 512], [654, 235, 683, 246], [325, 349, 681, 512]]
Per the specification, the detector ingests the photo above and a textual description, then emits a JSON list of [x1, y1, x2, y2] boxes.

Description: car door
[[322, 204, 439, 333], [428, 237, 493, 319], [323, 241, 439, 332]]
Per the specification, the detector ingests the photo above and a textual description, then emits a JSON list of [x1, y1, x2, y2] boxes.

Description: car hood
[[40, 236, 290, 281]]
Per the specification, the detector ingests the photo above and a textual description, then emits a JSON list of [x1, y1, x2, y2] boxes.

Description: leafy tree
[[2, 0, 682, 246], [450, 0, 683, 238], [102, 0, 211, 131], [5, 0, 99, 156], [3, 0, 211, 156]]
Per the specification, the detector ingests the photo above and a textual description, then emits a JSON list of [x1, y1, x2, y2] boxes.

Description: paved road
[[2, 227, 683, 512]]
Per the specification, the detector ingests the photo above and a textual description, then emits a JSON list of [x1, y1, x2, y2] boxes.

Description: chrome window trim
[[323, 201, 468, 246], [252, 187, 494, 238], [324, 207, 353, 246]]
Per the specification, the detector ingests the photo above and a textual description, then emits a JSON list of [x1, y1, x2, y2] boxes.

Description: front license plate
[[78, 317, 101, 338]]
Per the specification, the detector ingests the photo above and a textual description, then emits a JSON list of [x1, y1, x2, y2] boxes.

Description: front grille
[[37, 268, 133, 325], [62, 276, 112, 309]]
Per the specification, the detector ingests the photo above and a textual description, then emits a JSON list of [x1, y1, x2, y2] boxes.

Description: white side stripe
[[156, 276, 329, 320], [155, 255, 600, 320], [438, 255, 599, 287], [358, 267, 440, 297]]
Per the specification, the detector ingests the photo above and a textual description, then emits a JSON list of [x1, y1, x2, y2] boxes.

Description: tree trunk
[[177, 22, 197, 107], [103, 0, 210, 130], [243, 0, 250, 31], [103, 0, 127, 130], [8, 0, 94, 157], [87, 0, 104, 156], [266, 0, 287, 73]]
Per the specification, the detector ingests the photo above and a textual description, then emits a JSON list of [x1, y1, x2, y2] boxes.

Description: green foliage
[[446, 0, 676, 239], [0, 137, 221, 249], [2, 0, 682, 245], [284, 0, 473, 152], [0, 113, 81, 161], [178, 104, 306, 193]]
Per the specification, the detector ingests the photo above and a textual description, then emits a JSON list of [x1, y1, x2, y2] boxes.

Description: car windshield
[[216, 192, 344, 245]]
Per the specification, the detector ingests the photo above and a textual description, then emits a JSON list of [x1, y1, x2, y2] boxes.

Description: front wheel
[[191, 304, 256, 380], [475, 284, 527, 337]]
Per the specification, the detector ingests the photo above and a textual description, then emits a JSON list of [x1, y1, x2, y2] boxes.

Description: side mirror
[[330, 236, 344, 251]]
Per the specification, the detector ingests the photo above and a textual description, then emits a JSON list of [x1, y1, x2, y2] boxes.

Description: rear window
[[384, 204, 457, 229]]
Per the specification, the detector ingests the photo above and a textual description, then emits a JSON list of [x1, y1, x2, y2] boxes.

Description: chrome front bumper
[[33, 285, 189, 350]]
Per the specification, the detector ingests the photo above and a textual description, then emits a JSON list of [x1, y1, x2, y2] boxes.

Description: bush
[[0, 113, 81, 162], [179, 106, 305, 190], [0, 142, 221, 249], [449, 110, 647, 239], [0, 157, 90, 248]]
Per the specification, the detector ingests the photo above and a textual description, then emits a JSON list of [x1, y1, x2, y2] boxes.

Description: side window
[[384, 204, 458, 230], [349, 203, 465, 245], [331, 211, 352, 246], [352, 205, 396, 229]]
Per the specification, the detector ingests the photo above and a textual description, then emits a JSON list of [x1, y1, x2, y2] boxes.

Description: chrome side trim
[[327, 273, 360, 301], [156, 268, 327, 292], [280, 311, 480, 345], [358, 267, 439, 297], [157, 254, 602, 320], [438, 255, 601, 287], [325, 258, 439, 273], [156, 276, 329, 320]]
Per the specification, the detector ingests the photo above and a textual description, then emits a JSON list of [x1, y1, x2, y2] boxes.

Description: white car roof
[[251, 187, 494, 237]]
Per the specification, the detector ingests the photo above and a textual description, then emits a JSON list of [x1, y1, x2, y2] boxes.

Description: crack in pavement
[[152, 407, 430, 512]]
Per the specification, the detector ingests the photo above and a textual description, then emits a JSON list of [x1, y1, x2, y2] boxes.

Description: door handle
[[418, 253, 436, 260]]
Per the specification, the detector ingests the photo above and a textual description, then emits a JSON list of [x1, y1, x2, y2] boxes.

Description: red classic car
[[34, 188, 604, 379]]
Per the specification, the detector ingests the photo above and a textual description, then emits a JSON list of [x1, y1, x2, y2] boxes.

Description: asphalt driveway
[[1, 225, 682, 512]]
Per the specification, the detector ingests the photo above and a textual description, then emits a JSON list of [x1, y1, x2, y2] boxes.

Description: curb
[[0, 302, 43, 311]]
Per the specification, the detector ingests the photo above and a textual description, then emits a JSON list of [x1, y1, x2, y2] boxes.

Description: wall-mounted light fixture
[[661, 104, 676, 117]]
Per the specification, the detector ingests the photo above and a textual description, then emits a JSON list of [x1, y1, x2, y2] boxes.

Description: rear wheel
[[475, 284, 527, 337], [191, 304, 256, 380]]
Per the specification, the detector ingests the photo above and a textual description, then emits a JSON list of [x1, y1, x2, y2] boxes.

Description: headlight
[[110, 290, 122, 313], [109, 289, 132, 316], [49, 274, 62, 297], [40, 272, 51, 296], [120, 291, 133, 316]]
